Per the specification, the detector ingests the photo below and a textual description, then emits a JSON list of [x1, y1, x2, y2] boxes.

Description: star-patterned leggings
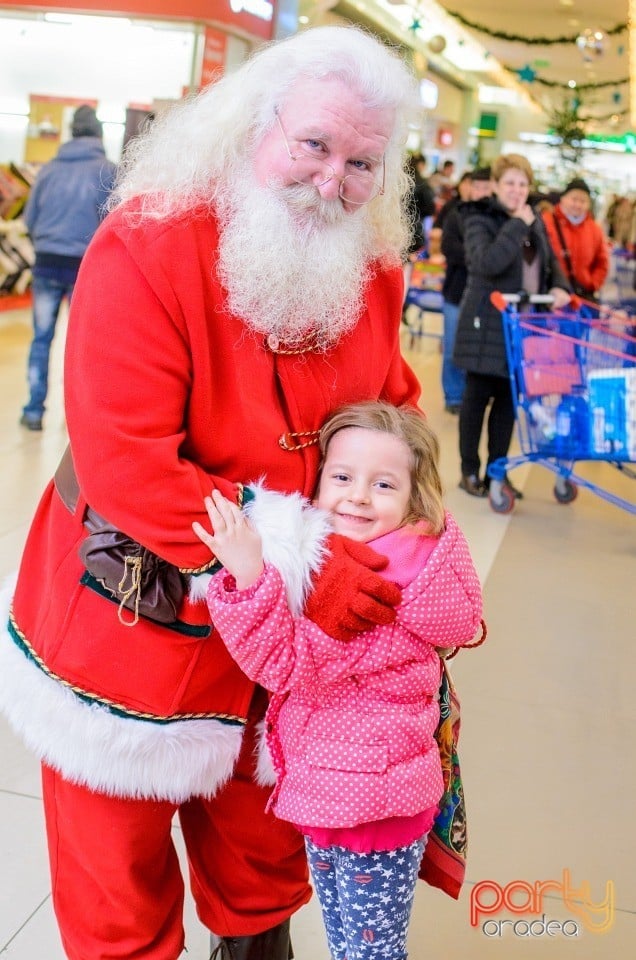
[[305, 835, 427, 960]]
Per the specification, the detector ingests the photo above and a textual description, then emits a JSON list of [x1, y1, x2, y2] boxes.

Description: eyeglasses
[[274, 110, 385, 206]]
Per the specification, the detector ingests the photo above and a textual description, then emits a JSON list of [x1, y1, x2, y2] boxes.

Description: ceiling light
[[44, 13, 132, 27]]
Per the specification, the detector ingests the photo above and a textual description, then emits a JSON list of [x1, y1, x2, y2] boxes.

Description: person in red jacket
[[542, 178, 609, 300], [0, 26, 422, 960]]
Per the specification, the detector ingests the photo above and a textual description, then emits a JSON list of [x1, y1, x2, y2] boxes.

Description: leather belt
[[54, 445, 107, 534]]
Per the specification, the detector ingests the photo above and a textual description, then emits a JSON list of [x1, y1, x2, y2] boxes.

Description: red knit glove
[[304, 534, 402, 642]]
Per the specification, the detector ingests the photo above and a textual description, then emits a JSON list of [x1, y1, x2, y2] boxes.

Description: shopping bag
[[521, 334, 582, 396]]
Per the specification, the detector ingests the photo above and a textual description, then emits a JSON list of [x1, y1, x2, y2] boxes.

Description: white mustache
[[274, 182, 351, 226]]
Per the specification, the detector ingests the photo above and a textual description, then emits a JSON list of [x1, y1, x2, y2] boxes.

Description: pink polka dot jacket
[[205, 486, 483, 831]]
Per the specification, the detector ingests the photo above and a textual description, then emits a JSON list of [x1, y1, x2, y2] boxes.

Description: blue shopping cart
[[403, 253, 444, 349], [607, 247, 636, 320], [487, 292, 636, 515]]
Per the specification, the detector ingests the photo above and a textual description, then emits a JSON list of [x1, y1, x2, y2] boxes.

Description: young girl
[[193, 401, 483, 960]]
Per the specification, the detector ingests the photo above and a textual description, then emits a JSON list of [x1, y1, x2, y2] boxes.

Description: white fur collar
[[190, 482, 332, 615]]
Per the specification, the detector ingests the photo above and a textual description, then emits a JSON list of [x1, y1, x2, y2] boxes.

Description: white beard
[[215, 174, 377, 350]]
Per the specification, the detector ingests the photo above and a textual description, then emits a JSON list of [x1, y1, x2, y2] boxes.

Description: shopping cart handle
[[529, 294, 555, 305], [490, 291, 510, 310], [490, 291, 557, 311]]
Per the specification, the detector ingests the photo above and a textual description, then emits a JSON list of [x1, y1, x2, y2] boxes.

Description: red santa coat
[[0, 202, 420, 803]]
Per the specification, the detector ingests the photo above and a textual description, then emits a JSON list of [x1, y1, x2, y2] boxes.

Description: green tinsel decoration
[[445, 11, 627, 46]]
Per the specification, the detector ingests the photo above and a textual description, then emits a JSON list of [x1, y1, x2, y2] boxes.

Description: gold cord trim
[[279, 430, 320, 452], [117, 555, 143, 626], [179, 555, 219, 575], [264, 334, 320, 355], [8, 608, 246, 725], [268, 344, 314, 355]]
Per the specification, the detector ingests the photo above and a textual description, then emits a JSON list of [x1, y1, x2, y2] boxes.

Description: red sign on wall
[[200, 26, 228, 88], [437, 126, 454, 148]]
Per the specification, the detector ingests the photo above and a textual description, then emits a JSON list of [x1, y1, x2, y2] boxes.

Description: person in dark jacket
[[438, 168, 492, 413], [404, 153, 436, 255], [402, 153, 437, 311], [434, 169, 472, 232], [20, 104, 116, 430], [453, 154, 570, 497]]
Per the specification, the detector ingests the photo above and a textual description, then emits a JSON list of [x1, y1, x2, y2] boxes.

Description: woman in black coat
[[453, 154, 570, 497], [405, 152, 436, 253]]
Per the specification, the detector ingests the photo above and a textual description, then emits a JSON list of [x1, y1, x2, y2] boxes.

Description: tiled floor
[[0, 304, 634, 959]]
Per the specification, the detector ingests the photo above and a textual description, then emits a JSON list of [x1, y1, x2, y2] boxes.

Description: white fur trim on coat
[[190, 482, 332, 616], [0, 575, 243, 803], [188, 484, 332, 789], [252, 718, 277, 788]]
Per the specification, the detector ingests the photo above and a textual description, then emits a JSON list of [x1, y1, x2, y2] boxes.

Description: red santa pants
[[41, 691, 310, 960]]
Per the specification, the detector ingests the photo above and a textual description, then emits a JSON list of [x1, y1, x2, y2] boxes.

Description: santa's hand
[[304, 534, 401, 642]]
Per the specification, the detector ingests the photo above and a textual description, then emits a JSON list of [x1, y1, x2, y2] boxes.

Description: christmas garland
[[506, 66, 630, 90], [580, 111, 627, 123], [445, 11, 627, 46]]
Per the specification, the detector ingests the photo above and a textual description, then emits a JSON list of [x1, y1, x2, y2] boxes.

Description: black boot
[[209, 919, 293, 960]]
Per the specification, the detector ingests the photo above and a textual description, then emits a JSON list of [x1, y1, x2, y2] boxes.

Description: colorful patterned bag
[[419, 619, 487, 899], [418, 662, 466, 899]]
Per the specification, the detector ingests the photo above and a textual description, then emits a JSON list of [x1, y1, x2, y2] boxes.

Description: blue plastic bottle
[[570, 388, 589, 456], [555, 388, 589, 459], [554, 398, 572, 458]]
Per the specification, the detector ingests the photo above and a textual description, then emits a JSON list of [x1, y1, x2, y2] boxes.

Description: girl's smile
[[315, 426, 413, 542]]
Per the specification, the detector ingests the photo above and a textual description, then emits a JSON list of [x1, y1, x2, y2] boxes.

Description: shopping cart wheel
[[554, 477, 578, 504], [488, 481, 516, 514]]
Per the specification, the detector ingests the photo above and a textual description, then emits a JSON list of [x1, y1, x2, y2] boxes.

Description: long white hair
[[109, 25, 421, 259]]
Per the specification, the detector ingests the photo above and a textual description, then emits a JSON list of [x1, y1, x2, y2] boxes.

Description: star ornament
[[409, 17, 422, 33], [517, 64, 537, 83]]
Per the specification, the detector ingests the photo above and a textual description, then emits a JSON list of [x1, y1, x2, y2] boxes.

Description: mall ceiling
[[304, 0, 633, 139], [437, 0, 632, 136]]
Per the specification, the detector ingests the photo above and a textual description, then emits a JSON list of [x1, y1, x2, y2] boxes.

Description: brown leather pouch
[[55, 446, 186, 626]]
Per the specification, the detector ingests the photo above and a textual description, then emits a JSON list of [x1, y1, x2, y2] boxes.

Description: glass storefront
[[0, 5, 275, 165]]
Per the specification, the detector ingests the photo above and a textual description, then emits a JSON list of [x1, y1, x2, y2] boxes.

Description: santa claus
[[0, 25, 422, 960]]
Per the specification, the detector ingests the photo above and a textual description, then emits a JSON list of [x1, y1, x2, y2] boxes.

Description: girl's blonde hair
[[318, 401, 445, 536]]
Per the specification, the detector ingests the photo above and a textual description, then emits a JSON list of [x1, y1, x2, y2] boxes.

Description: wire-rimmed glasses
[[274, 110, 385, 206]]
